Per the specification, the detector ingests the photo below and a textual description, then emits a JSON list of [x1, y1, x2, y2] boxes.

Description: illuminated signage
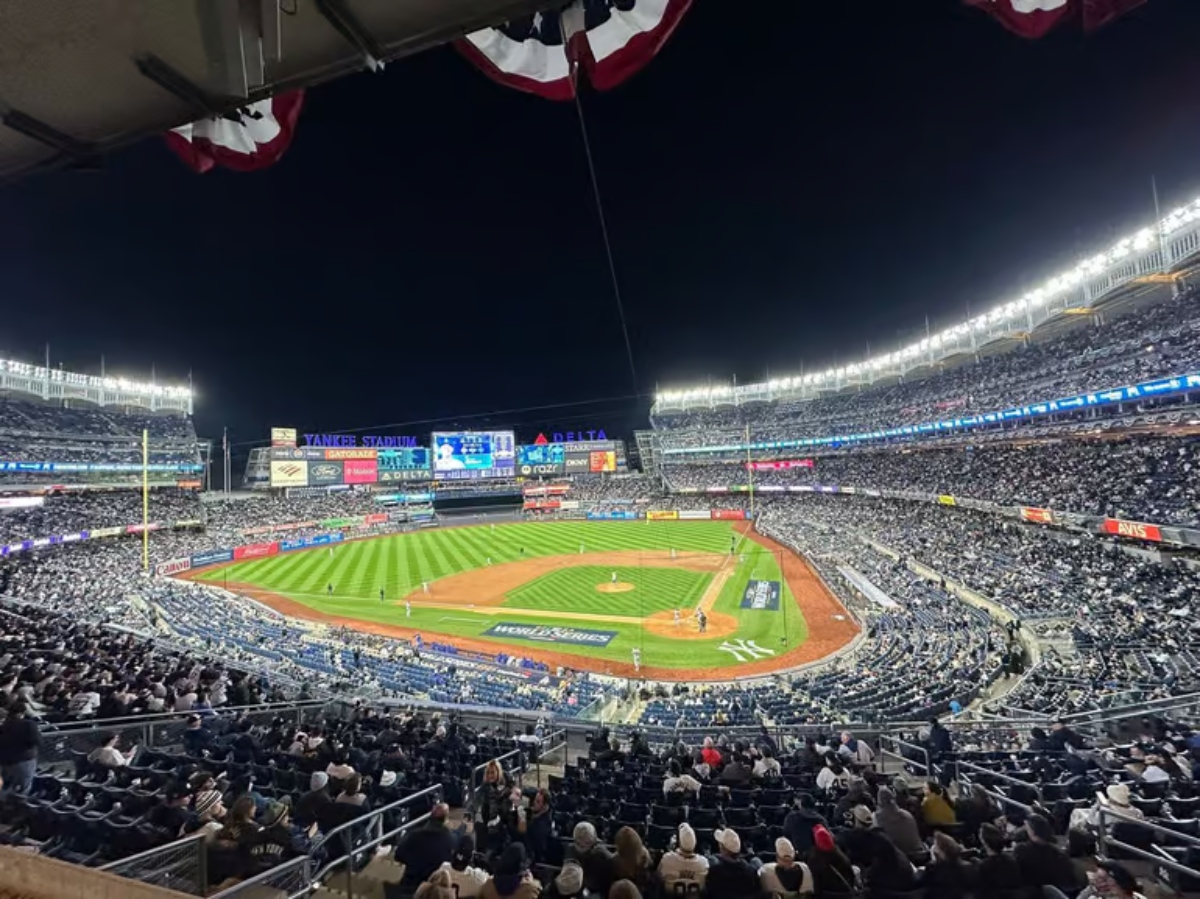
[[534, 430, 608, 444], [303, 434, 418, 448]]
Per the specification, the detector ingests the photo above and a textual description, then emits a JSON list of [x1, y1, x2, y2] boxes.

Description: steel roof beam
[[316, 0, 386, 72]]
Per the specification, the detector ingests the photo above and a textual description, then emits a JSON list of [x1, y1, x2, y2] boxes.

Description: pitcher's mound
[[596, 582, 635, 594]]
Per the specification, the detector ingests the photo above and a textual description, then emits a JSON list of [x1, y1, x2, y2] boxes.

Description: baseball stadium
[[5, 2, 1200, 898], [183, 517, 856, 679]]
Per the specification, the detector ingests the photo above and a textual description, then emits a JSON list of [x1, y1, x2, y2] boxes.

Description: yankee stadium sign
[[304, 434, 418, 448]]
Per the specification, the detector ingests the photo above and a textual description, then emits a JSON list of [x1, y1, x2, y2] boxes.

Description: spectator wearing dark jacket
[[0, 702, 39, 793], [920, 832, 972, 898], [395, 803, 458, 893], [1014, 814, 1082, 896], [975, 824, 1024, 899], [705, 828, 760, 899], [782, 793, 828, 855]]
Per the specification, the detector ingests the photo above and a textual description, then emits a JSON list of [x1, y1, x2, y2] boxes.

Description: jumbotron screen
[[432, 431, 516, 481]]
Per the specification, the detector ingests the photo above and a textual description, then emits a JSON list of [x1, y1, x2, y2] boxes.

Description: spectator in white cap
[[705, 828, 759, 899], [758, 838, 812, 895], [657, 823, 708, 891]]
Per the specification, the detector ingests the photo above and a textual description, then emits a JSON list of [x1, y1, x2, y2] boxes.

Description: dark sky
[[4, 0, 1200, 450]]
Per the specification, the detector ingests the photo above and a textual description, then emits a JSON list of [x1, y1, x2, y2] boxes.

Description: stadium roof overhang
[[0, 0, 549, 181]]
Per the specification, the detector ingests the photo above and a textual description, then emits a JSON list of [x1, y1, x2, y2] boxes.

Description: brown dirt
[[184, 522, 861, 681], [643, 608, 739, 640], [399, 549, 726, 606], [595, 582, 636, 594]]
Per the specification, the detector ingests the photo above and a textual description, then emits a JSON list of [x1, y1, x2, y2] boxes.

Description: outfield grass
[[194, 521, 808, 671], [504, 566, 710, 616]]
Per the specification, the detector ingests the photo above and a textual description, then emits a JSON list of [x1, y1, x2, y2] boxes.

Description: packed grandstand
[[1, 225, 1200, 896]]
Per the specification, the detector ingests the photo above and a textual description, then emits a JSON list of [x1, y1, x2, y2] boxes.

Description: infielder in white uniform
[[631, 647, 641, 672]]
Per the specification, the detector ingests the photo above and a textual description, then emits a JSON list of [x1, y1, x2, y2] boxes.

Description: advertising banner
[[647, 510, 679, 521], [234, 542, 280, 561], [560, 500, 581, 510], [564, 455, 591, 472], [156, 558, 192, 576], [90, 526, 125, 538], [937, 495, 957, 506], [746, 459, 814, 471], [589, 450, 617, 473], [364, 513, 388, 525], [524, 499, 561, 511], [378, 470, 432, 483], [518, 444, 565, 477], [740, 579, 781, 611], [0, 497, 44, 510], [176, 480, 203, 489], [271, 447, 325, 461], [241, 520, 317, 536], [483, 623, 618, 647], [307, 461, 344, 486], [586, 510, 638, 521], [321, 516, 364, 529], [1020, 507, 1054, 524], [271, 427, 297, 448], [711, 510, 746, 521], [523, 485, 570, 497], [280, 532, 344, 552], [324, 448, 377, 461], [191, 548, 234, 568], [1101, 518, 1164, 543], [126, 523, 163, 534], [270, 460, 309, 488], [343, 459, 378, 484], [678, 510, 712, 520]]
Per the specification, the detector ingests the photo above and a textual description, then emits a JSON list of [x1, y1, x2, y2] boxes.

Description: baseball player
[[673, 609, 681, 627], [631, 647, 641, 673], [379, 588, 385, 604], [405, 600, 412, 618], [611, 571, 618, 584], [697, 610, 707, 634], [327, 583, 334, 596], [422, 581, 429, 595]]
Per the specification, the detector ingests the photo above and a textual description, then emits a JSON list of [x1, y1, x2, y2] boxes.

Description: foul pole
[[745, 424, 755, 518], [142, 428, 149, 573]]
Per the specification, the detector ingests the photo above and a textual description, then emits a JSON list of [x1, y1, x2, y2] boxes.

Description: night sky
[[3, 0, 1200, 452]]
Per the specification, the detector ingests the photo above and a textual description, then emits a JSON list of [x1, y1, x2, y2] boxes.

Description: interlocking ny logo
[[716, 639, 775, 662]]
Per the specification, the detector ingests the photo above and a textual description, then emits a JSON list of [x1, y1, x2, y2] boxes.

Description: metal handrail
[[42, 699, 329, 734], [1098, 806, 1200, 851], [97, 831, 207, 872], [954, 759, 1043, 793], [877, 734, 931, 775], [209, 856, 311, 898], [310, 783, 444, 860]]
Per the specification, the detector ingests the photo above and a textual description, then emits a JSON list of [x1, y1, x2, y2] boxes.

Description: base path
[[201, 523, 861, 681], [399, 549, 726, 606]]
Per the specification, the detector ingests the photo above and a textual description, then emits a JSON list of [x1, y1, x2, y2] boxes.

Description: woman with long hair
[[612, 826, 653, 892]]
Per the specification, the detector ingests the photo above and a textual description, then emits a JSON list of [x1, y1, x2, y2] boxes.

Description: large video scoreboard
[[432, 431, 516, 481]]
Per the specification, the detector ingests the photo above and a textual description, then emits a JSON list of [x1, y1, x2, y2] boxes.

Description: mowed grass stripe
[[503, 567, 710, 616]]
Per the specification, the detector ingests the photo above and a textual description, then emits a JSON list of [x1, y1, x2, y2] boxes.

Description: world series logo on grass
[[484, 623, 618, 647], [740, 579, 781, 611]]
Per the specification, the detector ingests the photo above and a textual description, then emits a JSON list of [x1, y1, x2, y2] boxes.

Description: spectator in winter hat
[[566, 821, 615, 896], [657, 823, 709, 892], [806, 825, 856, 896]]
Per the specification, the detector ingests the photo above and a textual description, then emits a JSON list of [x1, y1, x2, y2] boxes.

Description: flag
[[965, 0, 1145, 37], [165, 91, 305, 173], [457, 0, 691, 101]]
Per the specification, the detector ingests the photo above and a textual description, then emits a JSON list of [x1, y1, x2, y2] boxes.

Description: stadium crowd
[[0, 489, 202, 543], [662, 435, 1200, 527], [652, 286, 1200, 449]]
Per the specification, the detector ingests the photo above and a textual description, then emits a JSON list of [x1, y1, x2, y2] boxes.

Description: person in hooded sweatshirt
[[758, 838, 812, 896], [481, 842, 541, 899], [873, 786, 926, 863], [782, 793, 828, 855], [833, 777, 874, 824], [658, 823, 709, 893], [566, 821, 615, 896]]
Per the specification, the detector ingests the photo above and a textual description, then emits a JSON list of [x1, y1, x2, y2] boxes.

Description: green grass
[[193, 521, 809, 670], [503, 566, 711, 616]]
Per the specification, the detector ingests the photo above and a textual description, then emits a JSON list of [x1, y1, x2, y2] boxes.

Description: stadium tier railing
[[97, 832, 209, 895]]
